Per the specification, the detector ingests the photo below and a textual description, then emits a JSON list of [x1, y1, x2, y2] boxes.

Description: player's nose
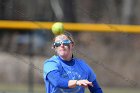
[[60, 43, 64, 47]]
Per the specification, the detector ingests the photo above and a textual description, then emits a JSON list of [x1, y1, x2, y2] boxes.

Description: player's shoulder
[[43, 55, 60, 64], [74, 57, 87, 65]]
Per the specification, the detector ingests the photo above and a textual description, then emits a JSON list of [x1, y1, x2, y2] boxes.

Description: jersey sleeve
[[88, 65, 96, 82], [78, 59, 96, 82], [43, 60, 59, 79], [47, 70, 69, 88], [88, 79, 103, 93]]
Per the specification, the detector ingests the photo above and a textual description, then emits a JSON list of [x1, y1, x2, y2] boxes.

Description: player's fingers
[[81, 83, 88, 87], [88, 82, 93, 87], [77, 80, 93, 87], [77, 80, 87, 86], [84, 80, 93, 87]]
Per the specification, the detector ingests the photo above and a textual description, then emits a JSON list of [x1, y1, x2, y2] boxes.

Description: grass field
[[102, 87, 140, 93], [0, 84, 140, 93]]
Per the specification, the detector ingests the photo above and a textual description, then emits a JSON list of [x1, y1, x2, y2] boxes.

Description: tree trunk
[[121, 0, 133, 24]]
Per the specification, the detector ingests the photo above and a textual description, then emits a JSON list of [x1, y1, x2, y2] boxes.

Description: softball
[[51, 22, 64, 35]]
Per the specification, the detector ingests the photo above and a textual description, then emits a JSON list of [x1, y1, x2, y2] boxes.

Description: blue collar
[[58, 55, 75, 66]]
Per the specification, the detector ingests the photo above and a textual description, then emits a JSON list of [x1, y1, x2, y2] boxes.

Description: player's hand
[[76, 80, 93, 88]]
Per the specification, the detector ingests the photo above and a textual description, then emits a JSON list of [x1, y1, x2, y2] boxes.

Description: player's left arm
[[88, 79, 103, 93], [84, 62, 103, 93]]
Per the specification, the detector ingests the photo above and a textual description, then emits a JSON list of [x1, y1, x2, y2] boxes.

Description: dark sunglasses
[[53, 40, 72, 47]]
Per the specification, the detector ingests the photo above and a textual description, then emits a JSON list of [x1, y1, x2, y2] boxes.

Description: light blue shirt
[[43, 55, 96, 93]]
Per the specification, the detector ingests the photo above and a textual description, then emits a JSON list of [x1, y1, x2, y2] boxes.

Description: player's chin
[[58, 52, 65, 56], [59, 52, 68, 57], [59, 50, 67, 54]]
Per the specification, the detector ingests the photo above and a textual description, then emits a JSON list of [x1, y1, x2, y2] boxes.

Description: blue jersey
[[43, 55, 96, 93]]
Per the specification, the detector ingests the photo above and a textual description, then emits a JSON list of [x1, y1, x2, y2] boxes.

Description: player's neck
[[60, 54, 72, 61]]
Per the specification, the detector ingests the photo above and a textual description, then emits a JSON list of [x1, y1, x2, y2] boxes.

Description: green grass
[[0, 84, 45, 93], [102, 87, 140, 93], [0, 84, 140, 93]]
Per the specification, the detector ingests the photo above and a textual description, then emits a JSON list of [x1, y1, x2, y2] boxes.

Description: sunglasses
[[53, 40, 72, 47]]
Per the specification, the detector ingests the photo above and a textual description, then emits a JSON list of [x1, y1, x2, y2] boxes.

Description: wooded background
[[0, 0, 140, 89]]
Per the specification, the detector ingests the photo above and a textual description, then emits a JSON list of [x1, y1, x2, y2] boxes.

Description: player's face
[[54, 35, 74, 60]]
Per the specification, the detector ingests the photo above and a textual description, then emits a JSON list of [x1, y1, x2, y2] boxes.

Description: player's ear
[[71, 42, 74, 48], [51, 44, 55, 50], [52, 44, 58, 52]]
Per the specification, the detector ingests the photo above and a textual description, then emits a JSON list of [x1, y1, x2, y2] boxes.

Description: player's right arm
[[44, 60, 77, 88], [47, 70, 93, 88]]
